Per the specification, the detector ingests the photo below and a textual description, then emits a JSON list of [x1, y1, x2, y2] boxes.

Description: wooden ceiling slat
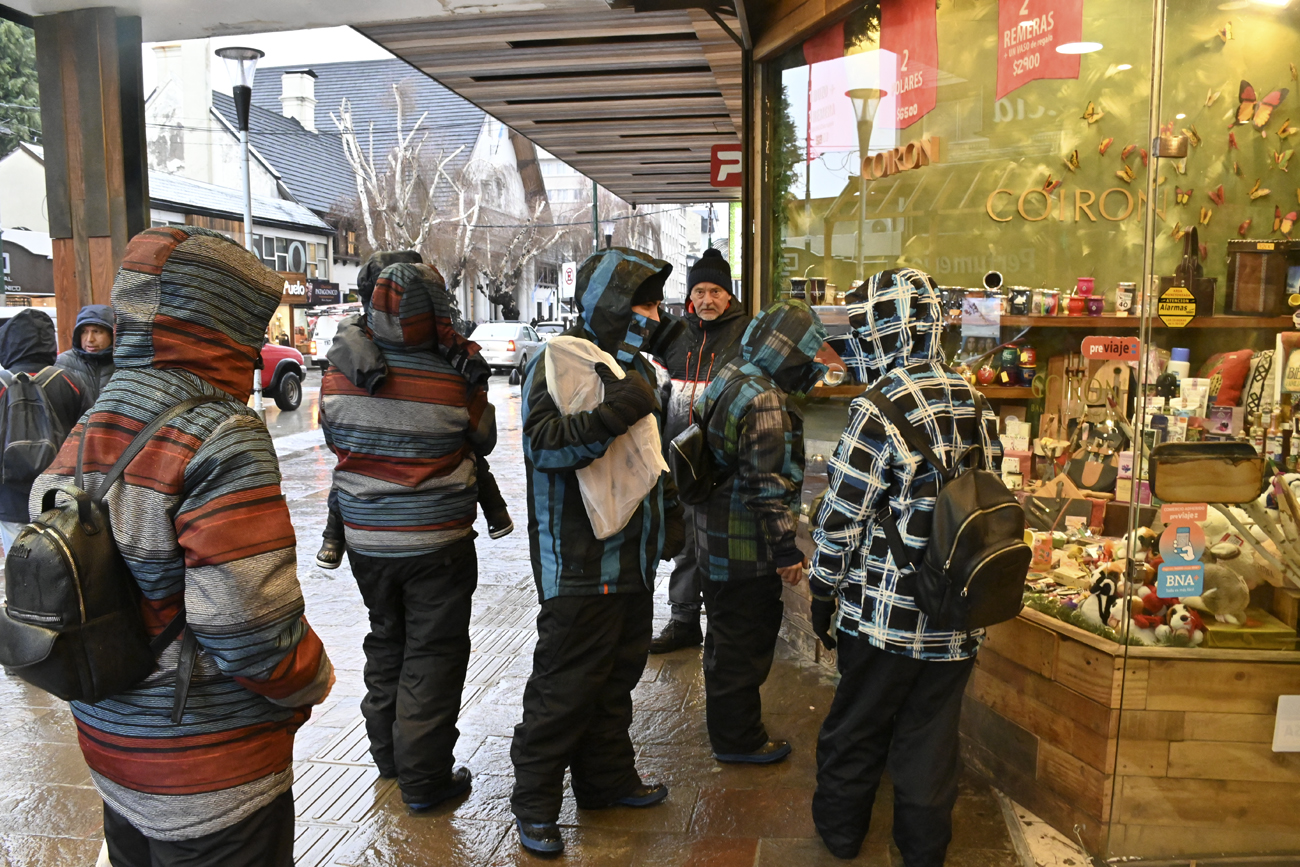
[[358, 6, 742, 204]]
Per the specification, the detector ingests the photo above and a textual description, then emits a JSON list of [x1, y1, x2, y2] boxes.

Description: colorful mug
[[1086, 295, 1105, 316]]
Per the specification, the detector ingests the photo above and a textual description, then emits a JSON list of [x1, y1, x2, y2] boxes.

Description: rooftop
[[149, 171, 333, 233]]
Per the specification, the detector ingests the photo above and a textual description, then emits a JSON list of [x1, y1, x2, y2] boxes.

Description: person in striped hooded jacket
[[31, 226, 334, 865], [318, 261, 495, 812]]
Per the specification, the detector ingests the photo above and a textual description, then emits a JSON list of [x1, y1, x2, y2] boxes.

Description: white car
[[534, 321, 567, 342], [470, 321, 543, 377], [309, 315, 343, 370]]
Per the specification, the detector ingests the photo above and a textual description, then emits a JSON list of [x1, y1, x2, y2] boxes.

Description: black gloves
[[810, 596, 838, 650], [594, 362, 656, 432], [661, 511, 685, 561]]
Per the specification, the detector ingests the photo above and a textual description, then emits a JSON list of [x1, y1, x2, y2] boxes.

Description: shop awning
[[355, 6, 743, 205]]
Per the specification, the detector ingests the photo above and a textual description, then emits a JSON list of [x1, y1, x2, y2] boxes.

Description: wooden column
[[33, 8, 149, 351]]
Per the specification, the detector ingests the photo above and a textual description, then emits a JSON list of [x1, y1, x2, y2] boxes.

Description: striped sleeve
[[176, 413, 332, 706]]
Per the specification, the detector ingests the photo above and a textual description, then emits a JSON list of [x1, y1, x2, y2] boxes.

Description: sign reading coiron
[[860, 135, 941, 180]]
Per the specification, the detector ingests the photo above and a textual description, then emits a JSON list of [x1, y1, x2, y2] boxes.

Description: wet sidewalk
[[0, 380, 1023, 866]]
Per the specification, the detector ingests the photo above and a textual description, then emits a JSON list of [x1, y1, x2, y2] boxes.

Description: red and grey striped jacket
[[30, 226, 332, 841]]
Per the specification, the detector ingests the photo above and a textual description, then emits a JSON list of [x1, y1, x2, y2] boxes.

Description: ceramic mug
[[1076, 277, 1095, 296], [1009, 287, 1032, 316], [1067, 294, 1087, 316], [1086, 295, 1105, 316]]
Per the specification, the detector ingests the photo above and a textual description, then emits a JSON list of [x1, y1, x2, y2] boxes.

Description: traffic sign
[[1157, 285, 1196, 327], [560, 261, 577, 299]]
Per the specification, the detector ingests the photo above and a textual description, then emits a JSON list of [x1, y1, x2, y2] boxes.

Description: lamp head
[[215, 46, 265, 89]]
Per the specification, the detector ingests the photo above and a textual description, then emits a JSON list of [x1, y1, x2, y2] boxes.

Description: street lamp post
[[215, 46, 265, 254], [846, 88, 886, 277]]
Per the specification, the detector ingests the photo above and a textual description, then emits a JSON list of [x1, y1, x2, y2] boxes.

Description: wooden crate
[[962, 608, 1300, 859]]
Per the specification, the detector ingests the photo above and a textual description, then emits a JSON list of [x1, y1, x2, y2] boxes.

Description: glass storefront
[[762, 0, 1300, 858]]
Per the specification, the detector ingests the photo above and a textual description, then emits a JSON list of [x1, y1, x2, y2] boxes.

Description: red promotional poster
[[996, 0, 1085, 100], [880, 0, 938, 130]]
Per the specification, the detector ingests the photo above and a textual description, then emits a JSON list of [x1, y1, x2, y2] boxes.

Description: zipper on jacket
[[943, 502, 1024, 572]]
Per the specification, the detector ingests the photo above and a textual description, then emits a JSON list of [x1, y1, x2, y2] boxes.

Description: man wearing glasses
[[650, 248, 751, 653]]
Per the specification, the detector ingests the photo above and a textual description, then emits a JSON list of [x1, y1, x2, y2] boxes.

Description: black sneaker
[[315, 537, 345, 570], [714, 739, 792, 764], [406, 767, 472, 811], [516, 818, 564, 855], [649, 619, 703, 654], [577, 782, 668, 810]]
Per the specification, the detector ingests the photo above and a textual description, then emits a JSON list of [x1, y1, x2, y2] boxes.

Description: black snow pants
[[812, 631, 975, 865], [348, 537, 477, 804], [700, 570, 784, 755], [510, 589, 652, 822]]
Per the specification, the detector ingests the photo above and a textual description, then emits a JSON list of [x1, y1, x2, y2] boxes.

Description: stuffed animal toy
[[1157, 603, 1207, 646], [1181, 563, 1251, 626], [1137, 582, 1178, 619], [1079, 572, 1124, 629]]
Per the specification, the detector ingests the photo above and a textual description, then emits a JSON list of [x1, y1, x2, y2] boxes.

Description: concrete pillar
[[34, 8, 149, 351]]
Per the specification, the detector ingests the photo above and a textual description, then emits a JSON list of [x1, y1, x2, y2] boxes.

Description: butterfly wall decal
[[1218, 21, 1233, 43], [1207, 89, 1221, 108], [1229, 131, 1239, 150], [1175, 186, 1192, 205], [1064, 149, 1080, 172], [1121, 143, 1136, 160], [1279, 120, 1296, 139], [1099, 137, 1114, 155], [1140, 148, 1149, 167], [1175, 158, 1189, 175], [1276, 149, 1294, 171], [1250, 178, 1271, 199], [1239, 219, 1253, 236], [1172, 221, 1191, 240], [1082, 102, 1105, 124], [1116, 164, 1136, 184], [1183, 125, 1201, 147], [1199, 207, 1213, 226], [1234, 160, 1242, 175], [1208, 184, 1225, 205], [1281, 210, 1296, 235], [1043, 174, 1062, 194], [1257, 87, 1289, 129]]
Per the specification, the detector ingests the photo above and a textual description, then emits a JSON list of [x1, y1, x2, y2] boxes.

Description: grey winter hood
[[841, 268, 945, 386], [0, 308, 58, 373], [573, 247, 679, 366], [71, 304, 116, 363]]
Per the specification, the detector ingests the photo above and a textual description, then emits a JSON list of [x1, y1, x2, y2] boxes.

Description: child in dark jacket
[[315, 252, 512, 570]]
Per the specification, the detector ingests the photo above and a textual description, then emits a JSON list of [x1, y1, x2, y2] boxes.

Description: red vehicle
[[259, 343, 305, 411]]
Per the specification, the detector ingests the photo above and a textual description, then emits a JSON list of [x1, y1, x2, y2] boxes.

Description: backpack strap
[[80, 396, 226, 500], [74, 394, 228, 724], [865, 389, 955, 482]]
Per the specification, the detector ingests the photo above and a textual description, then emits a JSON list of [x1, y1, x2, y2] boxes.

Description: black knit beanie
[[688, 248, 732, 293]]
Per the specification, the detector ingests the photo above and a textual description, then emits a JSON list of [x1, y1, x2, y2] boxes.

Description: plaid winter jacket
[[31, 227, 332, 840], [810, 269, 1002, 661], [523, 247, 682, 601], [694, 300, 828, 581]]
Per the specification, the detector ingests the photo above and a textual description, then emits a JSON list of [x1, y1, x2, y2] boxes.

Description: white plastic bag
[[545, 336, 669, 539]]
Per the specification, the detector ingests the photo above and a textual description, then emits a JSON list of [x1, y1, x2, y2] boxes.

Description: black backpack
[[866, 387, 1030, 631], [0, 368, 66, 485], [0, 396, 221, 720], [668, 377, 740, 506]]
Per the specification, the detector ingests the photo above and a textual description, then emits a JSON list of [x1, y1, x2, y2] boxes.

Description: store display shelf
[[996, 314, 1294, 329], [975, 385, 1034, 399], [808, 384, 866, 398]]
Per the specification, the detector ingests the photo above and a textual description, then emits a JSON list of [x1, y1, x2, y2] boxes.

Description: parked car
[[310, 315, 342, 370], [534, 321, 567, 342], [260, 343, 305, 411], [470, 321, 543, 379]]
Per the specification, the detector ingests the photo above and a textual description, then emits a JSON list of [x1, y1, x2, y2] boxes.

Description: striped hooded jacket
[[809, 268, 1002, 662], [694, 299, 828, 581], [319, 262, 492, 558], [30, 226, 333, 840], [522, 247, 682, 601]]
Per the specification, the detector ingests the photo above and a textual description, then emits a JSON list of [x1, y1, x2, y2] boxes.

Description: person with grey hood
[[808, 269, 1002, 864], [55, 304, 116, 405]]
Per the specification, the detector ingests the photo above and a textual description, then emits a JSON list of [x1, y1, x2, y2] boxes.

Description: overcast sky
[[143, 26, 393, 94]]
